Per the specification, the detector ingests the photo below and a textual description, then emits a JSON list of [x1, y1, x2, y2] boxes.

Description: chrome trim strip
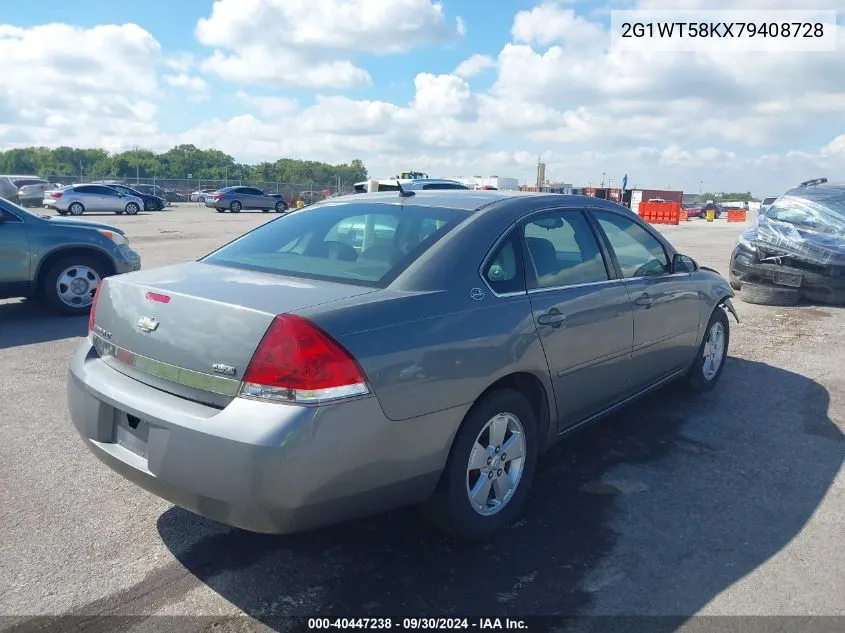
[[526, 278, 621, 295], [90, 333, 241, 397]]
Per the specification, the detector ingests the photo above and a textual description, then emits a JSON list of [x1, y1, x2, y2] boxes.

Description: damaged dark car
[[730, 178, 845, 306]]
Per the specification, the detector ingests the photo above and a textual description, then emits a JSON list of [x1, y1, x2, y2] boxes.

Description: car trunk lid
[[91, 261, 378, 407]]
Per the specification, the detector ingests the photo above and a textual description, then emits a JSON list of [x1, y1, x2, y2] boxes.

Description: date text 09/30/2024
[[307, 618, 528, 630]]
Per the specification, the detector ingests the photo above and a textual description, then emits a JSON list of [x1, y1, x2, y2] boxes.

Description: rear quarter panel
[[306, 290, 552, 424]]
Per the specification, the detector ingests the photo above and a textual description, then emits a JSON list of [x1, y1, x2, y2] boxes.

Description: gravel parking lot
[[1, 203, 843, 631]]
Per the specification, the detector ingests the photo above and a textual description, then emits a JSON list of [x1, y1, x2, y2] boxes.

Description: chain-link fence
[[42, 176, 356, 205]]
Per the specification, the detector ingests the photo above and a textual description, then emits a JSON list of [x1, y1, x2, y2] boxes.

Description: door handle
[[537, 311, 566, 327], [635, 293, 652, 308]]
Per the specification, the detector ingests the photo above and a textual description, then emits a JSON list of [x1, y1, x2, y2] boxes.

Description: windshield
[[203, 201, 471, 287]]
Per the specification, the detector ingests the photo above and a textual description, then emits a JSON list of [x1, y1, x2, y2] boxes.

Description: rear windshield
[[762, 197, 778, 205], [203, 202, 471, 287]]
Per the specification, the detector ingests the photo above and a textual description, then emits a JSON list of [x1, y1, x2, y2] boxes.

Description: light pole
[[601, 171, 606, 188], [132, 145, 141, 183]]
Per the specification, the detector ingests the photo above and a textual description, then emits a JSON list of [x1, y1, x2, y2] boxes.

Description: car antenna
[[396, 180, 414, 198]]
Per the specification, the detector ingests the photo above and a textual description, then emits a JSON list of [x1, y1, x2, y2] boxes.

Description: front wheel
[[124, 202, 140, 216], [41, 256, 106, 316], [686, 307, 729, 393], [424, 388, 538, 539]]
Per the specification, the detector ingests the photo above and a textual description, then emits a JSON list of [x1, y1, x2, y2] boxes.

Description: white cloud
[[454, 54, 496, 78], [235, 92, 299, 117], [0, 23, 162, 149], [2, 0, 844, 197], [165, 52, 196, 72], [164, 73, 210, 101], [195, 0, 463, 89]]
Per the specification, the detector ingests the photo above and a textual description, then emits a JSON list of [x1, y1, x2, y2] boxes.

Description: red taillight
[[50, 192, 63, 199], [239, 314, 369, 404], [212, 193, 223, 200], [88, 284, 101, 333], [146, 291, 171, 304]]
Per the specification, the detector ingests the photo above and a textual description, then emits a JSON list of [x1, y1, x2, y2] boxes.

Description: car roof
[[784, 183, 845, 199], [329, 190, 626, 213]]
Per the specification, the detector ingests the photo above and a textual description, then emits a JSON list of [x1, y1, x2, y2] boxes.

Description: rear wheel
[[424, 388, 538, 539], [229, 201, 242, 213], [68, 202, 84, 216], [275, 201, 288, 213], [41, 256, 105, 316], [739, 282, 799, 306], [686, 307, 729, 393]]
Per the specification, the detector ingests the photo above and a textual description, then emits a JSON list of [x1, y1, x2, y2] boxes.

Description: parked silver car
[[43, 184, 145, 216], [205, 186, 289, 213], [18, 181, 63, 207], [69, 190, 738, 538], [0, 175, 50, 204]]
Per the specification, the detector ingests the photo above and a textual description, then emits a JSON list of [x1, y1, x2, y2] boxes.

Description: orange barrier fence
[[638, 201, 681, 225], [678, 209, 689, 222], [727, 209, 747, 223]]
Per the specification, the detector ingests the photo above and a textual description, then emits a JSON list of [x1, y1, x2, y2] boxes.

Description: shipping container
[[627, 189, 684, 215]]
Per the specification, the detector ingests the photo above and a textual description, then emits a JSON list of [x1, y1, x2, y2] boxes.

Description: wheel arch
[[35, 246, 117, 293], [469, 371, 554, 452]]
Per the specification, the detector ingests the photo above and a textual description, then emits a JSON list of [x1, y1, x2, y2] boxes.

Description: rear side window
[[483, 231, 525, 294], [422, 183, 467, 190], [203, 202, 471, 287]]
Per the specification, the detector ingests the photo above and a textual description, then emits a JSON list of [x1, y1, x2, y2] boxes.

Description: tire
[[739, 282, 799, 306], [68, 202, 85, 216], [275, 201, 288, 213], [686, 307, 730, 393], [41, 256, 106, 316], [424, 388, 538, 539], [229, 201, 242, 213], [124, 202, 140, 216]]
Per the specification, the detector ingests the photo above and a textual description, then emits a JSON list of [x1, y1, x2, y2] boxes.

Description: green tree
[[0, 145, 367, 188]]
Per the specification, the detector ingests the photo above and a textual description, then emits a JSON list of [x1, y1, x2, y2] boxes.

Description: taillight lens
[[51, 192, 63, 199], [239, 314, 369, 405], [212, 193, 222, 200], [88, 284, 101, 335]]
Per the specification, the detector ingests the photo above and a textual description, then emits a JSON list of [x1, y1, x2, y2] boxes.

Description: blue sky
[[1, 0, 844, 194]]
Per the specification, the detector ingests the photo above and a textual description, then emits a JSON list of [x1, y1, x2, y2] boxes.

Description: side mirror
[[672, 253, 697, 273]]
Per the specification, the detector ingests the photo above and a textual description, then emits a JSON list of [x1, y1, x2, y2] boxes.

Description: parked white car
[[43, 184, 145, 216]]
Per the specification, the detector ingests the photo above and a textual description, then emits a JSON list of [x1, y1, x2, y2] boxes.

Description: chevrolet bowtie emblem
[[137, 316, 160, 332]]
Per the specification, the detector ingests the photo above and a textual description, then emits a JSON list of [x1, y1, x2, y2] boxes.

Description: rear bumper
[[67, 341, 456, 534]]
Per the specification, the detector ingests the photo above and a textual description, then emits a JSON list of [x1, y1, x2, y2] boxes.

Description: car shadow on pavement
[[157, 358, 843, 629], [0, 300, 87, 349]]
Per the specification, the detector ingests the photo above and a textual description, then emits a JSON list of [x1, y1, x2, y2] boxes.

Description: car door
[[98, 186, 124, 211], [590, 209, 700, 390], [0, 205, 32, 296], [246, 187, 267, 209], [521, 208, 635, 429]]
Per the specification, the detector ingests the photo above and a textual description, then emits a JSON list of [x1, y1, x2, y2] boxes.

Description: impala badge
[[137, 316, 159, 333], [212, 363, 237, 377]]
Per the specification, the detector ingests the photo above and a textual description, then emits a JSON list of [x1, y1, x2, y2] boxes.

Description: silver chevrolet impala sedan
[[68, 190, 738, 538]]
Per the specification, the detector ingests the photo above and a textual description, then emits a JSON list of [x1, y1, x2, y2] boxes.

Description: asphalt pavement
[[1, 204, 843, 632]]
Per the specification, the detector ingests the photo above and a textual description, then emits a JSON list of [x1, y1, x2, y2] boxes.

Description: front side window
[[203, 203, 470, 287], [521, 210, 608, 289], [593, 210, 670, 278]]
